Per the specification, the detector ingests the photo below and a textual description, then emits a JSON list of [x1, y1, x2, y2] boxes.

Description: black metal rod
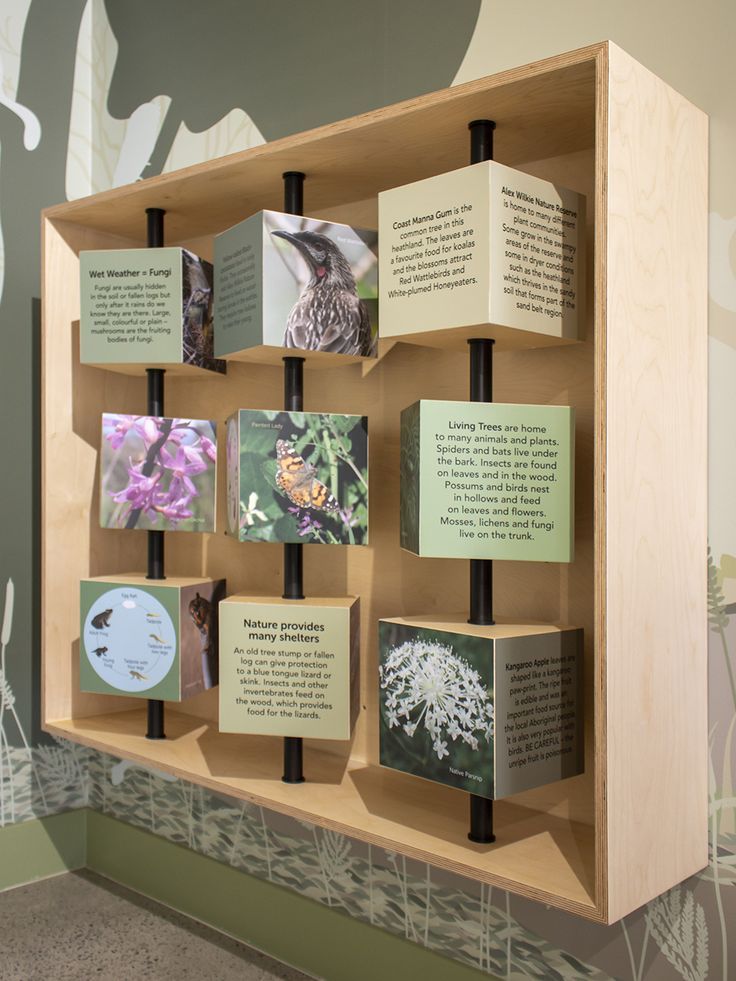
[[467, 124, 496, 842], [283, 356, 304, 411], [282, 170, 307, 783], [283, 737, 305, 785], [283, 545, 304, 602], [469, 558, 494, 627], [469, 337, 493, 402], [147, 531, 165, 583], [283, 171, 305, 216], [147, 365, 165, 415], [146, 700, 165, 741], [468, 340, 494, 629], [468, 119, 495, 166], [468, 794, 496, 844], [146, 207, 165, 248], [282, 356, 305, 603], [145, 209, 166, 740]]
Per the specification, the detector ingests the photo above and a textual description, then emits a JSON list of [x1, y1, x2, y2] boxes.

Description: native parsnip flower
[[379, 639, 494, 760]]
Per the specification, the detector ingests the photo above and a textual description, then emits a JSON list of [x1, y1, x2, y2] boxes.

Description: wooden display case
[[41, 41, 707, 923]]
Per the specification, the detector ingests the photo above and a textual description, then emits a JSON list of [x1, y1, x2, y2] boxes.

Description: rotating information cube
[[219, 595, 360, 740], [401, 399, 574, 562], [80, 247, 224, 374], [379, 160, 585, 350], [226, 409, 368, 546], [100, 414, 218, 534], [214, 210, 378, 364], [379, 615, 584, 800], [80, 575, 226, 701]]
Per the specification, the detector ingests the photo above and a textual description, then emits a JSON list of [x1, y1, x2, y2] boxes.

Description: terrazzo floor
[[0, 869, 314, 980]]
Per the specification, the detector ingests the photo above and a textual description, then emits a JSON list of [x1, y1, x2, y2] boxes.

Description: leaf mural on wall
[[0, 579, 47, 824], [0, 0, 89, 753], [0, 51, 40, 150], [708, 549, 736, 844], [162, 108, 265, 173], [66, 0, 172, 197], [645, 887, 709, 981], [101, 0, 481, 174]]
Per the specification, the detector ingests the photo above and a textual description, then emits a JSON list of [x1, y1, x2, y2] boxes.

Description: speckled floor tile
[[0, 870, 315, 980]]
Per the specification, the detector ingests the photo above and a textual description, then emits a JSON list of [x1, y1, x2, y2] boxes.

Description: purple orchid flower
[[154, 496, 195, 522], [104, 414, 217, 531], [199, 435, 217, 464], [104, 415, 139, 450]]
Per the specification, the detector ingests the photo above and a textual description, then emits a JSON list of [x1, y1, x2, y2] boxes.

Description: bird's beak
[[271, 229, 317, 268], [271, 229, 300, 246]]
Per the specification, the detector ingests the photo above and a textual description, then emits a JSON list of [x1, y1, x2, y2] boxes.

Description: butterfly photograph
[[226, 409, 368, 545]]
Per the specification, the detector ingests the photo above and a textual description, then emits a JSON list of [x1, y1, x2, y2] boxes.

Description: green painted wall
[[0, 811, 86, 890], [87, 810, 490, 981]]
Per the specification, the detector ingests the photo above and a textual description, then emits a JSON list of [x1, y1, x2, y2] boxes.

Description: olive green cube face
[[218, 596, 360, 740], [79, 248, 224, 373], [400, 399, 575, 562], [379, 160, 585, 349], [214, 210, 378, 362], [80, 575, 225, 702], [379, 615, 584, 801]]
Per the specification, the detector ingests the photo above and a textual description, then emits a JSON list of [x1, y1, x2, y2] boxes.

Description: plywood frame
[[41, 41, 708, 924]]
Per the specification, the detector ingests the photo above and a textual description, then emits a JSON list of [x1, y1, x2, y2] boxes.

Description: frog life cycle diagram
[[82, 586, 176, 693]]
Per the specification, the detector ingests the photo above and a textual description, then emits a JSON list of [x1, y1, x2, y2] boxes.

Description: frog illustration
[[91, 609, 113, 630]]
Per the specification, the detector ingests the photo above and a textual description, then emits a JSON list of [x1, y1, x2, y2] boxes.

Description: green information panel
[[401, 400, 575, 561], [79, 247, 224, 373], [218, 596, 360, 740]]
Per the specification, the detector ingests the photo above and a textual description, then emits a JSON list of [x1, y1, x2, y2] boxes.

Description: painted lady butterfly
[[275, 439, 340, 511]]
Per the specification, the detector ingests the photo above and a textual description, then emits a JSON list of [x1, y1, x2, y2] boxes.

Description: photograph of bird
[[271, 229, 375, 357], [181, 249, 224, 373]]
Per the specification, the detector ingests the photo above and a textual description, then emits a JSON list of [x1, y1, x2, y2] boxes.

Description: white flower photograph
[[378, 622, 494, 797]]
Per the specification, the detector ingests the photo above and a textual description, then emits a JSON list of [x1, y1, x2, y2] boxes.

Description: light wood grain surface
[[47, 708, 598, 919], [41, 41, 708, 924], [603, 42, 708, 923]]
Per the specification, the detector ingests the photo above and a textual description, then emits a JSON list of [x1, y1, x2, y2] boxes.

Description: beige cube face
[[218, 595, 360, 740], [379, 160, 585, 350]]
